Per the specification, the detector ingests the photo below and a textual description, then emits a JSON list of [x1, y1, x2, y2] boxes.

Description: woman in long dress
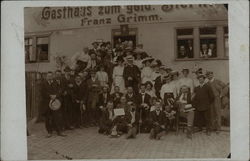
[[141, 57, 154, 84], [111, 56, 126, 94]]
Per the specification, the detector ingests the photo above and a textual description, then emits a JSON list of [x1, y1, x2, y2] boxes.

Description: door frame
[[111, 27, 138, 48]]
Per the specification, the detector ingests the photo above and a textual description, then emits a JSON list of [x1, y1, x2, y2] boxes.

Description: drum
[[49, 98, 61, 111]]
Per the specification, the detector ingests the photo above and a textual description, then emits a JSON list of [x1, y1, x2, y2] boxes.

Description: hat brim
[[142, 58, 154, 64]]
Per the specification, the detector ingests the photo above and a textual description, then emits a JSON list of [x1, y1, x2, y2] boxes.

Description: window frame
[[175, 26, 229, 61], [24, 33, 51, 64]]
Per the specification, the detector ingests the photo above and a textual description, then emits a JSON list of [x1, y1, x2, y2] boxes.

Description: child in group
[[164, 105, 176, 132], [149, 101, 166, 140]]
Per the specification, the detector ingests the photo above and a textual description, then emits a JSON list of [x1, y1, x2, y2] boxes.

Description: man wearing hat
[[87, 70, 101, 126], [72, 74, 87, 128], [193, 74, 214, 135], [71, 47, 91, 73], [123, 55, 141, 94], [193, 68, 209, 87], [61, 67, 75, 130], [206, 71, 226, 133], [154, 65, 165, 98], [91, 41, 99, 54], [41, 72, 66, 137], [86, 51, 100, 71], [178, 68, 194, 94]]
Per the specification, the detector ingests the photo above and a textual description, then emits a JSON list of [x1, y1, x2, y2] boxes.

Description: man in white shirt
[[178, 68, 194, 94], [71, 47, 91, 72]]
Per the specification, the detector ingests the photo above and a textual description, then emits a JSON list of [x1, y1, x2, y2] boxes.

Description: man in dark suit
[[137, 84, 151, 133], [87, 70, 101, 126], [97, 85, 111, 118], [61, 67, 74, 130], [193, 74, 214, 135], [149, 101, 166, 140], [124, 103, 140, 139], [98, 101, 115, 135], [123, 55, 141, 94], [110, 86, 123, 107], [186, 40, 194, 58], [72, 74, 87, 128], [125, 86, 138, 105], [154, 66, 166, 98], [41, 72, 66, 137]]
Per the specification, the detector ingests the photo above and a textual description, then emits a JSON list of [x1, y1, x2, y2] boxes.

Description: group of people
[[41, 40, 229, 140]]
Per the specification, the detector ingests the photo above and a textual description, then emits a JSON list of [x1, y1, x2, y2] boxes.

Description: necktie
[[142, 93, 145, 103]]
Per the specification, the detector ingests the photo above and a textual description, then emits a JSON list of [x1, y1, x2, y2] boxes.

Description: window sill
[[175, 57, 229, 61]]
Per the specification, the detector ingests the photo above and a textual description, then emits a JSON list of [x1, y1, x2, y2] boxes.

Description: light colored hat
[[49, 98, 61, 111], [206, 71, 213, 75], [151, 60, 159, 67], [159, 65, 166, 70], [126, 55, 134, 61], [142, 57, 154, 64], [197, 74, 206, 79]]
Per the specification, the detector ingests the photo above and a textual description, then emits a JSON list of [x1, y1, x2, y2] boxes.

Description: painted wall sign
[[24, 4, 228, 32]]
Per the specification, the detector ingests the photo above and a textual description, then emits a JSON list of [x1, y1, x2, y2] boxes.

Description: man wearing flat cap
[[123, 55, 141, 94], [206, 71, 226, 133], [193, 74, 214, 135]]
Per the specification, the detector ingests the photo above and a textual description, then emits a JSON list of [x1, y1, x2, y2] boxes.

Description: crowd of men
[[41, 40, 230, 140]]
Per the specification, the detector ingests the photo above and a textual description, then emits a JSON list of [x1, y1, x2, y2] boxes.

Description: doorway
[[112, 28, 138, 48]]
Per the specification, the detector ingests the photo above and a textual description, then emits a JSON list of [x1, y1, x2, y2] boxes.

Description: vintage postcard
[[1, 0, 249, 160]]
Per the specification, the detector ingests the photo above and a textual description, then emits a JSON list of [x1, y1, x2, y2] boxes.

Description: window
[[25, 35, 49, 63], [175, 26, 228, 60], [199, 27, 217, 58], [176, 28, 194, 59], [25, 38, 34, 63]]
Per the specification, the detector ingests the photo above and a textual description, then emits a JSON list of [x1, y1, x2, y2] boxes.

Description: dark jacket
[[150, 110, 166, 126], [138, 93, 151, 106], [110, 92, 123, 106], [193, 84, 214, 111], [154, 75, 164, 98], [41, 80, 58, 114], [123, 64, 141, 87], [97, 92, 111, 108], [125, 93, 138, 105], [72, 81, 87, 104], [124, 111, 140, 127]]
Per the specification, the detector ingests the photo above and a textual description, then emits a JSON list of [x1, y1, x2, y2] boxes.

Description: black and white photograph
[[1, 1, 249, 161], [24, 3, 231, 159]]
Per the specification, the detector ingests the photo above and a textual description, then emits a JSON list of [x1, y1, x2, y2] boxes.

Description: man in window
[[200, 43, 209, 58], [186, 40, 194, 58], [208, 43, 217, 58], [178, 45, 187, 58]]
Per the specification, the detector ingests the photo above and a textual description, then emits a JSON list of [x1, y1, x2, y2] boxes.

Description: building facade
[[24, 4, 229, 82]]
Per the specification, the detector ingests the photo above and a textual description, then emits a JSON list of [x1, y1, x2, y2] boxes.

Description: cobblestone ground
[[28, 123, 230, 160]]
